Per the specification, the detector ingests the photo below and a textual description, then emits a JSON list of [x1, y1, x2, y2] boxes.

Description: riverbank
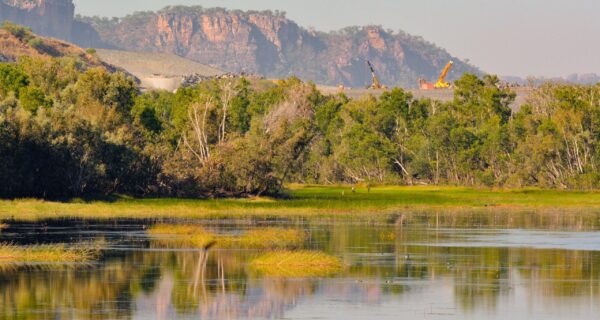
[[1, 185, 600, 221]]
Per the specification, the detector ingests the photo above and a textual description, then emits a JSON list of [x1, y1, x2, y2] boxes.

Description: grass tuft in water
[[220, 228, 305, 249], [148, 225, 305, 250], [147, 224, 216, 249], [250, 250, 342, 277], [0, 223, 7, 231], [0, 243, 100, 266]]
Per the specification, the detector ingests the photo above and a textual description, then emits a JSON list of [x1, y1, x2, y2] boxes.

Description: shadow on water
[[2, 212, 600, 319]]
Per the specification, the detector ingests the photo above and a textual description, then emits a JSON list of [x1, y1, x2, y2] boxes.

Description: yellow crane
[[418, 60, 454, 90], [434, 61, 454, 89]]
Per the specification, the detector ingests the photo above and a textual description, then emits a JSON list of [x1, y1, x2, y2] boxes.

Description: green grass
[[147, 224, 217, 249], [219, 228, 305, 249], [250, 250, 342, 277], [3, 185, 600, 221], [0, 244, 100, 266], [148, 225, 304, 249]]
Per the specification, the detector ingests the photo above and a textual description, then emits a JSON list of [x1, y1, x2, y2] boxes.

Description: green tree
[[0, 63, 29, 98]]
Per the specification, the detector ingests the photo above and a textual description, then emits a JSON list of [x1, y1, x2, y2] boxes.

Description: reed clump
[[147, 224, 216, 249], [220, 228, 305, 249], [0, 243, 100, 265], [250, 250, 342, 277], [148, 225, 305, 250]]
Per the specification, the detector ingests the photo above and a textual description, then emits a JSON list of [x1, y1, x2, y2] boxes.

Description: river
[[1, 213, 599, 319]]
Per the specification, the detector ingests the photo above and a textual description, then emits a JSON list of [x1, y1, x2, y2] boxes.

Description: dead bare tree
[[219, 82, 234, 144], [183, 97, 213, 164]]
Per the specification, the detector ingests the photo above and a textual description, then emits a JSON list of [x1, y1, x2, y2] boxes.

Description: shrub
[[27, 38, 45, 52], [0, 63, 29, 98], [18, 86, 52, 112], [2, 21, 32, 41]]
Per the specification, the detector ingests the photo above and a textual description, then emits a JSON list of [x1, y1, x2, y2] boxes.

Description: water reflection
[[1, 213, 600, 319]]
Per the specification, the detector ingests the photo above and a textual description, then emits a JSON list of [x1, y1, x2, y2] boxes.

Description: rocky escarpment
[[0, 0, 102, 47], [86, 7, 480, 88]]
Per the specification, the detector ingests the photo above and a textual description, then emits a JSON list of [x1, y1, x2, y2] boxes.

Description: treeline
[[1, 56, 600, 198]]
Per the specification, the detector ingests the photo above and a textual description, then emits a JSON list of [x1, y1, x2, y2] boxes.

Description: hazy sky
[[73, 0, 600, 77]]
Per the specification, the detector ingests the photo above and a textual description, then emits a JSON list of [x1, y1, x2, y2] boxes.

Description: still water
[[2, 212, 600, 319]]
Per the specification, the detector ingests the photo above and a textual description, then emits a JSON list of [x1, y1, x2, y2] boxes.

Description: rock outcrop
[[89, 7, 480, 88], [0, 0, 103, 47], [1, 3, 480, 87]]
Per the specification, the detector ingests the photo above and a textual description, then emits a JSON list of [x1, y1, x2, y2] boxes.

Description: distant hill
[[96, 49, 223, 91], [81, 7, 481, 88], [2, 2, 482, 87]]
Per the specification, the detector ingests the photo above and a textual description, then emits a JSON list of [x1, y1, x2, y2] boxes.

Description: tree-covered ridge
[[1, 55, 599, 199]]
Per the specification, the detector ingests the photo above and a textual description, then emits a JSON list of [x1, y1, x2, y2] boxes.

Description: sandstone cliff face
[[2, 3, 479, 87], [91, 8, 479, 87], [0, 0, 102, 48]]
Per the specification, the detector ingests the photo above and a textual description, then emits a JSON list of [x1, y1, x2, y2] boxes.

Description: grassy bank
[[2, 185, 600, 221]]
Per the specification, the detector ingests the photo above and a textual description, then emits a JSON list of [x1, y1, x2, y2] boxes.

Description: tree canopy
[[1, 57, 600, 199]]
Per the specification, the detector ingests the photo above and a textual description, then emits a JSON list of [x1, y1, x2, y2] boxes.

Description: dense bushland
[[1, 56, 599, 198]]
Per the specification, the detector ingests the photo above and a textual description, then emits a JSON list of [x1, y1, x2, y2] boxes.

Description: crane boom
[[434, 61, 454, 88], [367, 60, 384, 90]]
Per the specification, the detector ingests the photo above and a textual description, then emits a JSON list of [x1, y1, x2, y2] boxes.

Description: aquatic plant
[[0, 243, 100, 266], [250, 250, 342, 277], [220, 228, 305, 249], [148, 225, 305, 250], [147, 224, 216, 249]]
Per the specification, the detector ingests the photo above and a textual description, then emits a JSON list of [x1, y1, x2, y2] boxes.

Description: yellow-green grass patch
[[147, 224, 216, 249], [5, 186, 600, 222], [219, 228, 305, 249], [148, 225, 304, 250], [0, 244, 100, 266], [250, 250, 342, 277]]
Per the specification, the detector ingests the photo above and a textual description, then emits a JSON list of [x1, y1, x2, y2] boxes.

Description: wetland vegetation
[[148, 224, 304, 249], [3, 185, 600, 222], [249, 251, 343, 277], [0, 243, 100, 265]]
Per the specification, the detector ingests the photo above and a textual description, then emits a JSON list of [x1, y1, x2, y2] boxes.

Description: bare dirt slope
[[96, 49, 223, 91]]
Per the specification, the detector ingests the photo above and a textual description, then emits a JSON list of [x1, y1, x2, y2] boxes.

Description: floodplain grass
[[250, 250, 342, 277], [3, 185, 600, 221], [219, 228, 305, 249], [0, 244, 100, 266], [147, 224, 217, 249], [148, 225, 304, 249]]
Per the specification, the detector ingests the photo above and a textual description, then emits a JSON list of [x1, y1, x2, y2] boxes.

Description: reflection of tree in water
[[394, 211, 600, 231], [0, 251, 156, 319], [158, 249, 317, 319], [319, 219, 600, 314]]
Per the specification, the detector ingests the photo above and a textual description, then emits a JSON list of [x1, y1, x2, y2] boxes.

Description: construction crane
[[367, 60, 386, 90], [418, 61, 454, 90]]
